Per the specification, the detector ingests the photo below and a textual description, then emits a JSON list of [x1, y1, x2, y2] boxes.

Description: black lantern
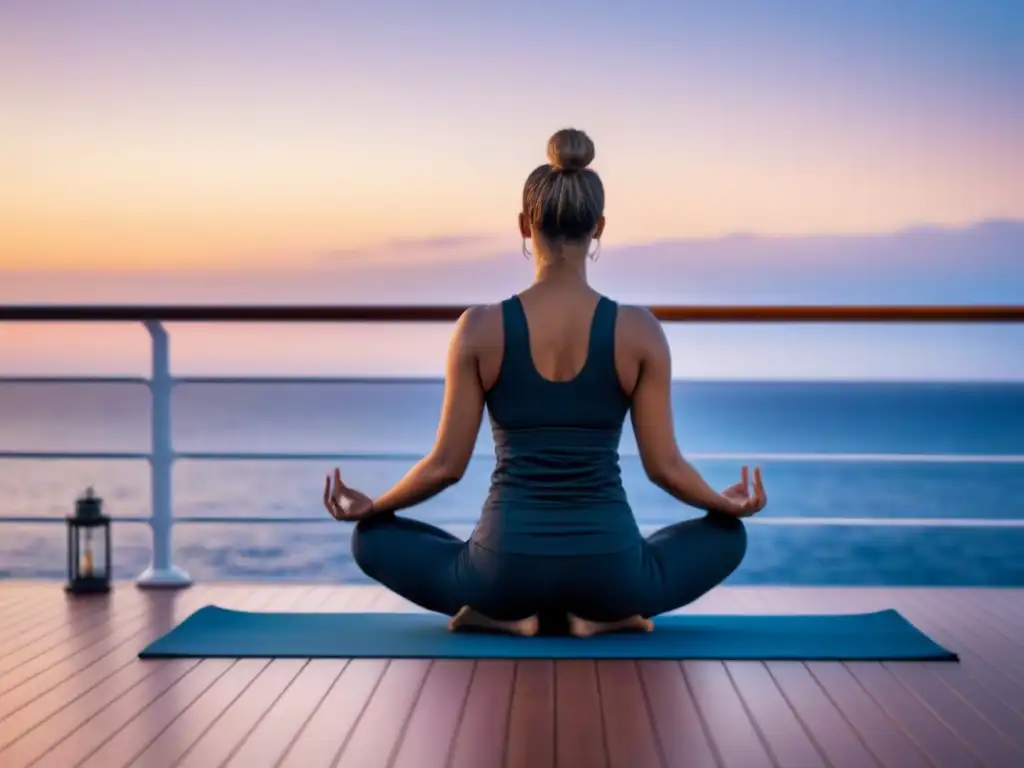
[[65, 487, 112, 594]]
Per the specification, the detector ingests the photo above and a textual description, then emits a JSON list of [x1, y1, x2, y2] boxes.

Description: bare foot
[[448, 606, 540, 637], [567, 614, 654, 638]]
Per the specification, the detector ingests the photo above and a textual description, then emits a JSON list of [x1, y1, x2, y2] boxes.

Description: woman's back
[[332, 127, 762, 636], [470, 287, 643, 555]]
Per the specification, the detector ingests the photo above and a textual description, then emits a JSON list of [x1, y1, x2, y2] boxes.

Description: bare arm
[[370, 308, 486, 515], [627, 309, 735, 515]]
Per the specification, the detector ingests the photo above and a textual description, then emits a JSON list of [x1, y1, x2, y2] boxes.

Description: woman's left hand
[[719, 465, 767, 518], [323, 468, 375, 521]]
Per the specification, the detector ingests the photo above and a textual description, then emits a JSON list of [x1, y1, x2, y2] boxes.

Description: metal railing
[[1, 303, 1023, 589]]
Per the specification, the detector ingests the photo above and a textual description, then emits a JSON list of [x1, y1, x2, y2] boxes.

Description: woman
[[323, 128, 767, 637]]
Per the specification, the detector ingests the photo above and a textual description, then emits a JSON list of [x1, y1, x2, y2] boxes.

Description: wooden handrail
[[0, 304, 1022, 323]]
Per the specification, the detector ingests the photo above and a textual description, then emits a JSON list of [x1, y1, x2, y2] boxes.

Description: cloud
[[1, 219, 1021, 305], [589, 218, 1024, 303], [310, 234, 514, 268]]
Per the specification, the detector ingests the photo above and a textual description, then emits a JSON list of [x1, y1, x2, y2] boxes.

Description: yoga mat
[[139, 606, 957, 661]]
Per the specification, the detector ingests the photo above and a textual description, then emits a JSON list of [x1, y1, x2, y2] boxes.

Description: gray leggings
[[351, 513, 747, 628]]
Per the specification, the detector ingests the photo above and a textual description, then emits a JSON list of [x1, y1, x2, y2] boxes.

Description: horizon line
[[2, 375, 1023, 386], [2, 215, 1021, 275]]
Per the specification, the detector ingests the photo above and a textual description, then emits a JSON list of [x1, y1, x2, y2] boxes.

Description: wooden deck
[[0, 584, 1022, 768]]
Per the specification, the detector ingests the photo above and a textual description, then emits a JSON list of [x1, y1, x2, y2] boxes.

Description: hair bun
[[547, 128, 595, 171]]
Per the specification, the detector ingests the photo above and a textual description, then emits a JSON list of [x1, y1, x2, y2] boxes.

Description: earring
[[588, 239, 601, 262], [522, 239, 532, 259]]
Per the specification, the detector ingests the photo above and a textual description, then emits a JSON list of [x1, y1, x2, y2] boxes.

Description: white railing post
[[136, 320, 192, 589]]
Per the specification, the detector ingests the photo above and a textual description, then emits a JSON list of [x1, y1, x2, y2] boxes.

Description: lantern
[[65, 487, 112, 594]]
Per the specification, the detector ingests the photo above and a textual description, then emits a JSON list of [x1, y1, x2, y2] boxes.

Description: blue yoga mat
[[139, 606, 956, 661]]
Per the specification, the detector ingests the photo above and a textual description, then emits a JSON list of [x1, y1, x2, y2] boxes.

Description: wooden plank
[[0, 586, 148, 664], [839, 584, 1024, 764], [216, 589, 360, 768], [276, 659, 389, 767], [302, 585, 365, 612], [636, 661, 718, 768], [259, 586, 429, 767], [682, 661, 774, 768], [884, 661, 1024, 767], [0, 589, 68, 624], [122, 659, 273, 768], [80, 588, 346, 768], [222, 659, 348, 768], [900, 590, 1024, 717], [0, 587, 231, 754], [72, 658, 238, 768], [0, 586, 233, 764], [335, 659, 433, 767], [37, 587, 323, 768], [924, 590, 1024, 682], [390, 660, 475, 768], [345, 585, 394, 611], [0, 583, 1022, 768], [806, 662, 932, 768], [0, 584, 148, 647], [0, 593, 39, 622], [889, 595, 1024, 738], [554, 660, 608, 768], [757, 589, 1019, 768], [25, 660, 219, 768], [952, 588, 1024, 638], [763, 662, 880, 768], [304, 585, 343, 610], [160, 587, 323, 767], [506, 661, 556, 768], [597, 661, 663, 768], [700, 587, 825, 767], [0, 592, 45, 624], [927, 670, 1024, 752], [0, 582, 61, 599], [173, 658, 311, 768], [448, 660, 516, 768], [0, 589, 67, 637], [0, 589, 185, 696], [0, 584, 33, 606], [752, 588, 960, 768], [726, 661, 827, 767], [844, 662, 983, 768]]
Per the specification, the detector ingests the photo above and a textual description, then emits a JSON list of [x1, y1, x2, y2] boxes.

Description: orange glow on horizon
[[2, 4, 1022, 271]]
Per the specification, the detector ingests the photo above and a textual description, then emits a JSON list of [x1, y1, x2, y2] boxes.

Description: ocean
[[1, 380, 1023, 586]]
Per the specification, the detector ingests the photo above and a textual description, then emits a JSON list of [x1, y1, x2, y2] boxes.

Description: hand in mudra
[[323, 468, 375, 522], [720, 465, 767, 517]]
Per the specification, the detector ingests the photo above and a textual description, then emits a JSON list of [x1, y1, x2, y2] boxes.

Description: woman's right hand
[[718, 466, 767, 517], [323, 468, 376, 522]]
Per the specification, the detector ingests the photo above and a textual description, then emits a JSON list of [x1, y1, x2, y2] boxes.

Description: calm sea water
[[1, 380, 1022, 585]]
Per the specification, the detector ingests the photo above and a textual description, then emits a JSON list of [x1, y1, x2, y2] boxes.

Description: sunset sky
[[1, 1, 1022, 378], [3, 1, 1023, 269]]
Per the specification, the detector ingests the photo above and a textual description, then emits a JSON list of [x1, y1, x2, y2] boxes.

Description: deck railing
[[1, 303, 1023, 589]]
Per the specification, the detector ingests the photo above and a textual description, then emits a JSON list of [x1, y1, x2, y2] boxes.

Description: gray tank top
[[471, 295, 642, 555]]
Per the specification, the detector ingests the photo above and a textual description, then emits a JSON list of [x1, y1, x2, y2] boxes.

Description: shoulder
[[452, 302, 504, 350], [615, 303, 668, 351]]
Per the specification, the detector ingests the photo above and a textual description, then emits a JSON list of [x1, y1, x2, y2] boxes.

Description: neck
[[533, 246, 589, 286]]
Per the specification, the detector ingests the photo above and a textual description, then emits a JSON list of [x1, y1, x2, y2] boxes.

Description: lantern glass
[[80, 525, 105, 576], [66, 518, 112, 593]]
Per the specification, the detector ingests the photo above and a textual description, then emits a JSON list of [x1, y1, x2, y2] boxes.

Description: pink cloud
[[1, 219, 1020, 307]]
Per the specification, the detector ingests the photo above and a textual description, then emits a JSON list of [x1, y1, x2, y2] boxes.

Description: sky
[[1, 1, 1023, 378]]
